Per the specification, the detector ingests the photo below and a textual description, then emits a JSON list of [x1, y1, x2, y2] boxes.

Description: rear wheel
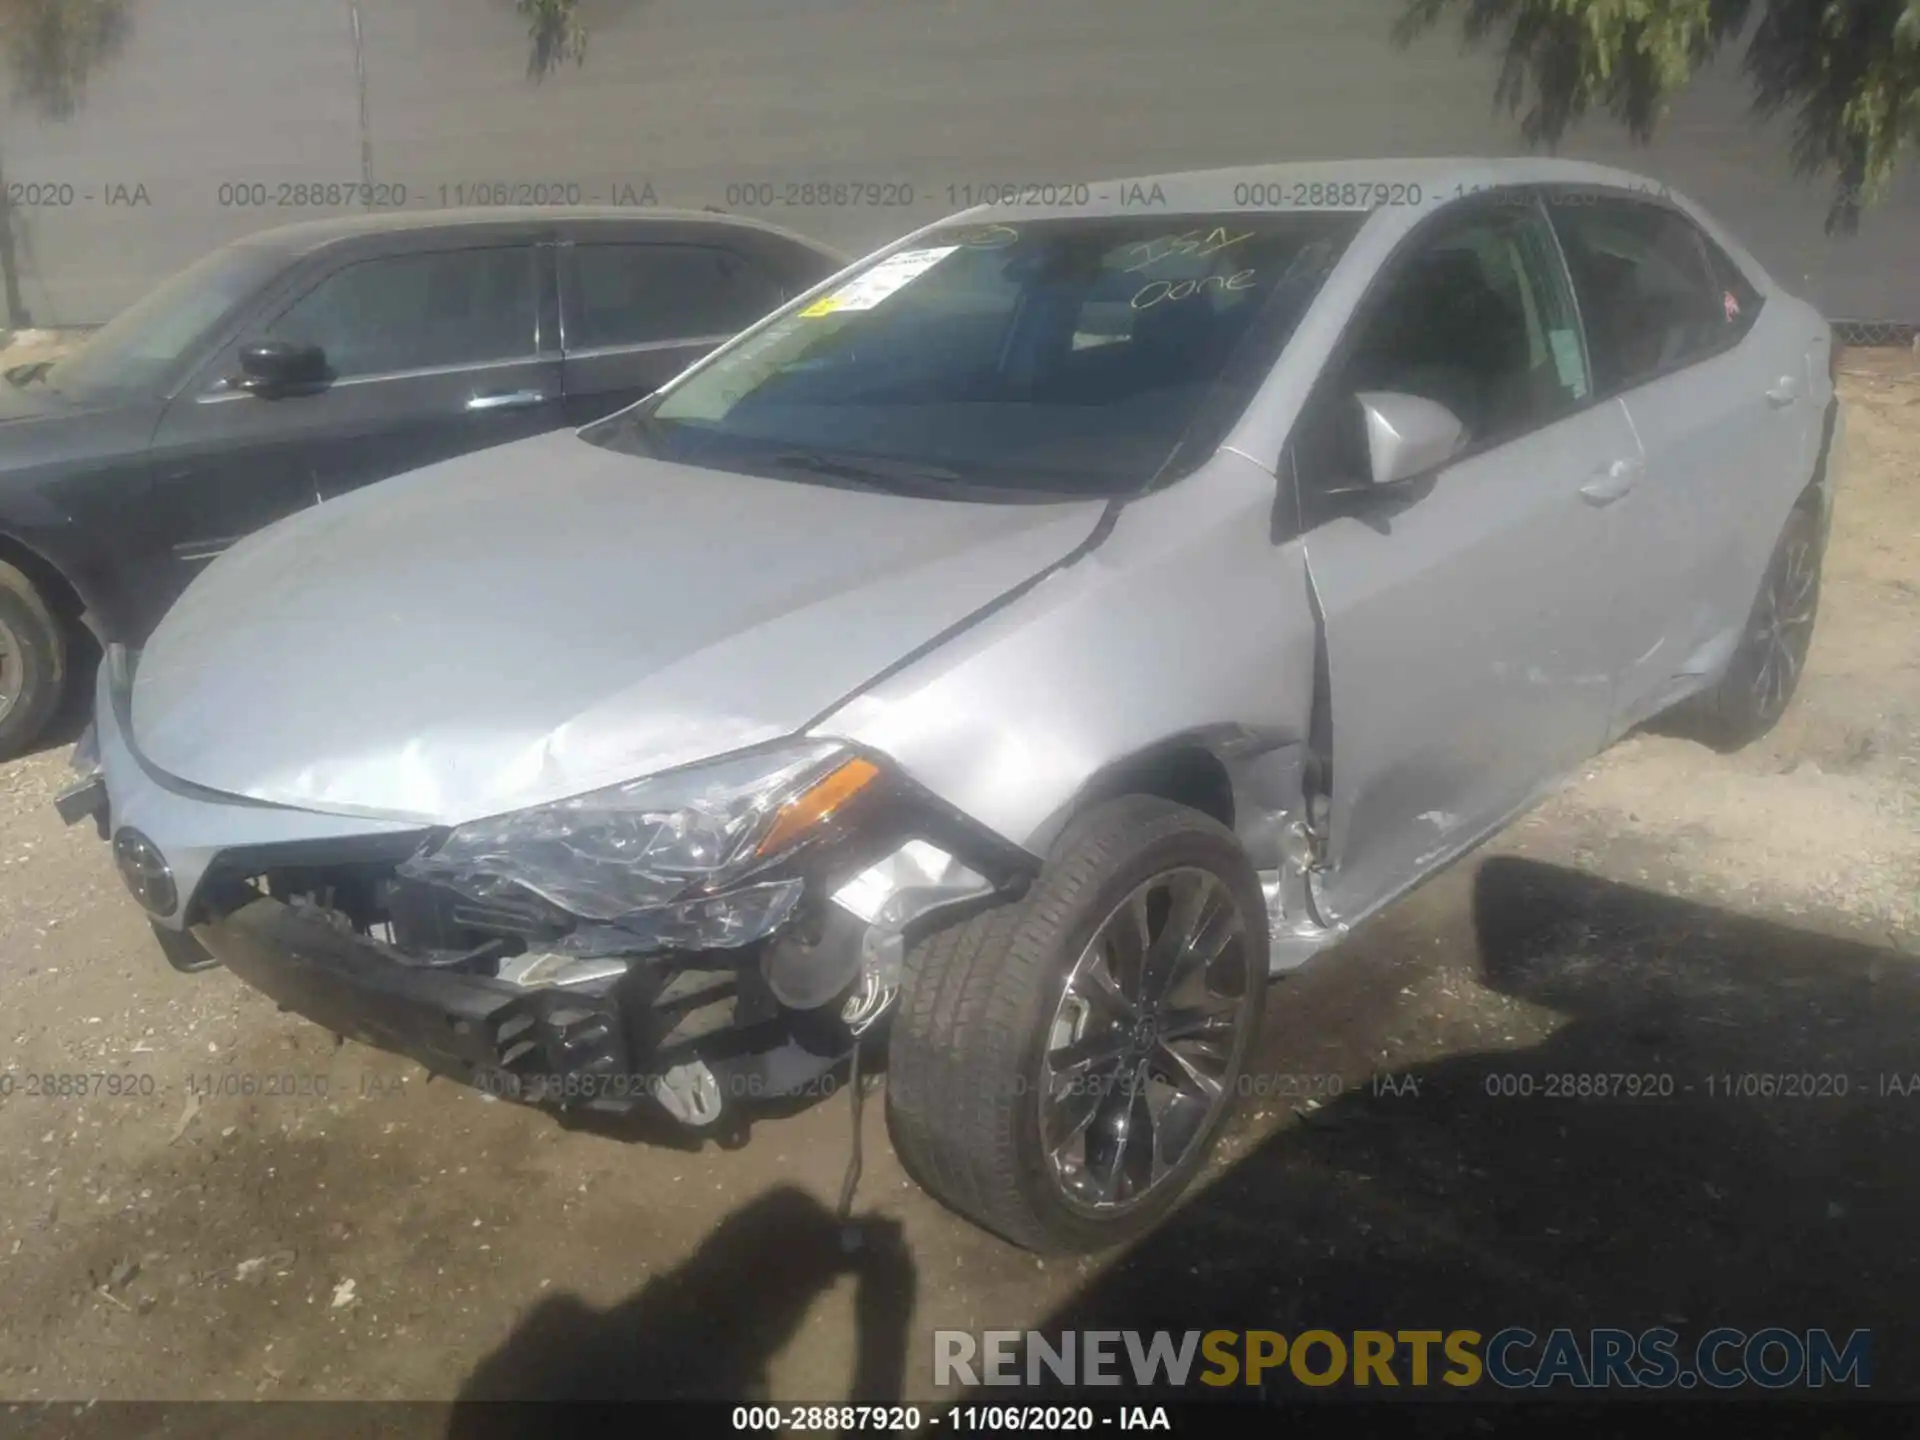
[[886, 795, 1268, 1252], [1680, 505, 1822, 752], [0, 560, 66, 760]]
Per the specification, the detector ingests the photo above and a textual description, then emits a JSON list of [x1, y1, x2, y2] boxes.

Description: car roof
[[226, 205, 843, 259], [952, 156, 1682, 223]]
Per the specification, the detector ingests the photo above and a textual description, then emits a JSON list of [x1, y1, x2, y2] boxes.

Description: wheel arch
[[0, 527, 89, 630], [1799, 395, 1840, 532], [1024, 724, 1311, 866], [1073, 739, 1236, 827]]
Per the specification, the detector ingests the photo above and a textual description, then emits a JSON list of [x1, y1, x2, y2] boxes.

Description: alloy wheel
[[1040, 866, 1256, 1216], [1749, 530, 1819, 723], [0, 616, 21, 723]]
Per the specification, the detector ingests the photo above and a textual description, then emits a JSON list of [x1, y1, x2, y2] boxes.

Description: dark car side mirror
[[236, 340, 328, 396], [1354, 390, 1466, 486]]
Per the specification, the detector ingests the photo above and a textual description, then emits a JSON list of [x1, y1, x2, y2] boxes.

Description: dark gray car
[[0, 206, 846, 756]]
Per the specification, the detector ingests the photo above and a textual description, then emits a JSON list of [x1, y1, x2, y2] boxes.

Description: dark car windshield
[[581, 212, 1363, 497], [41, 243, 283, 400]]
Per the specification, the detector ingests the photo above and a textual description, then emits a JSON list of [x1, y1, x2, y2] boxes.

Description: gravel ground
[[0, 364, 1915, 1417]]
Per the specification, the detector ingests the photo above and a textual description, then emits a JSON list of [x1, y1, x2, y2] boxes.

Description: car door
[[558, 240, 791, 425], [1544, 193, 1808, 733], [1288, 193, 1643, 924], [146, 240, 561, 605]]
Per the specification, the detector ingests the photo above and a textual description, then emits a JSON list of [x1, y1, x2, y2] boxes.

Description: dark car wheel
[[1680, 504, 1823, 752], [0, 560, 66, 760], [886, 795, 1268, 1253]]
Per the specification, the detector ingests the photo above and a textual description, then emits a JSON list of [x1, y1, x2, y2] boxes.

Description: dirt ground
[[0, 361, 1915, 1421], [0, 330, 94, 369]]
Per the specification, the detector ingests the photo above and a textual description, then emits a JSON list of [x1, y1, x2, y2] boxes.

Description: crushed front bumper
[[193, 895, 841, 1115], [198, 897, 628, 1101], [69, 643, 1038, 1123]]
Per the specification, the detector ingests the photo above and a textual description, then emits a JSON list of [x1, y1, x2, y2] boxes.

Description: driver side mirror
[[1354, 390, 1466, 486], [236, 339, 328, 396]]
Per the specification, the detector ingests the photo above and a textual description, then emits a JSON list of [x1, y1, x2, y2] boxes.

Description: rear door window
[[564, 244, 786, 351], [1548, 198, 1734, 394]]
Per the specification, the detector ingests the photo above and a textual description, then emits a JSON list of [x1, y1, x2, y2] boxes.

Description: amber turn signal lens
[[755, 756, 881, 858]]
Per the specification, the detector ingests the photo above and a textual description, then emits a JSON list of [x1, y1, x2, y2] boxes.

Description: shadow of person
[[969, 855, 1916, 1403], [448, 1184, 915, 1437]]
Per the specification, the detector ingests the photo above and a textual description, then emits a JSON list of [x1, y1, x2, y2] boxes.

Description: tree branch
[[1393, 0, 1919, 232]]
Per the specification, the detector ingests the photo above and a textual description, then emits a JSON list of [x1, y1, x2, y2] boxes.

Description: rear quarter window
[[1699, 232, 1764, 339], [1549, 198, 1733, 394]]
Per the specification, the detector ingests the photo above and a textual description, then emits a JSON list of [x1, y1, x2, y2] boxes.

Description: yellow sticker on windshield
[[800, 296, 843, 318]]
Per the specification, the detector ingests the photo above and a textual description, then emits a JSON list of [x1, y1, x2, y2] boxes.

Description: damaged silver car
[[61, 158, 1842, 1252]]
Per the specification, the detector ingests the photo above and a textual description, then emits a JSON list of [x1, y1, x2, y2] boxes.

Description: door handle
[[1765, 376, 1801, 407], [467, 389, 550, 412], [1578, 457, 1641, 506]]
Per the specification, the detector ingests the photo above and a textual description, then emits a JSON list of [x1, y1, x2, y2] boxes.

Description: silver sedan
[[63, 157, 1841, 1252]]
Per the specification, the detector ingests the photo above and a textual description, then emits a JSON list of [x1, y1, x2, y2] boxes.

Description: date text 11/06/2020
[[729, 1405, 1173, 1432], [1477, 1071, 1920, 1099]]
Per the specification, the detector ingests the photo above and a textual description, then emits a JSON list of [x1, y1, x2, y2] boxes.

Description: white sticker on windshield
[[1548, 327, 1588, 399], [800, 245, 959, 316]]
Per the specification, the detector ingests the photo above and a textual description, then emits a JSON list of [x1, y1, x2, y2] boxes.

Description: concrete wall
[[5, 0, 1916, 325]]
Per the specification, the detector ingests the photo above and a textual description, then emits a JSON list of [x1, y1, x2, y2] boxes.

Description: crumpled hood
[[131, 428, 1105, 824]]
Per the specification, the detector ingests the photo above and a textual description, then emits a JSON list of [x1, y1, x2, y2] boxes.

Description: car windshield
[[581, 212, 1363, 497], [38, 243, 283, 400]]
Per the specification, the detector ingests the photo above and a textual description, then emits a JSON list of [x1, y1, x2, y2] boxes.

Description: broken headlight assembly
[[396, 739, 896, 958]]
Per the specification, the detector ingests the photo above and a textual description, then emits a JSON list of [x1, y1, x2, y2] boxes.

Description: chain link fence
[[1832, 319, 1919, 348]]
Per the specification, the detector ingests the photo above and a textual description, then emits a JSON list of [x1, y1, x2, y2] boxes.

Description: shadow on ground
[[446, 1185, 916, 1435], [1005, 855, 1914, 1402], [445, 856, 1912, 1422]]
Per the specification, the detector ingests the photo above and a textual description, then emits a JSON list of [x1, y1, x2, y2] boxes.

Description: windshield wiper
[[770, 449, 967, 489], [5, 361, 53, 388]]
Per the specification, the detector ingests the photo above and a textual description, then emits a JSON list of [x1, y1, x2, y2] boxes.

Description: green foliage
[[1396, 0, 1920, 233], [519, 0, 587, 79]]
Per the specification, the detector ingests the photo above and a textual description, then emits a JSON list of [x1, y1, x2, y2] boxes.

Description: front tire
[[886, 795, 1268, 1252], [0, 559, 66, 760], [1680, 504, 1823, 752]]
